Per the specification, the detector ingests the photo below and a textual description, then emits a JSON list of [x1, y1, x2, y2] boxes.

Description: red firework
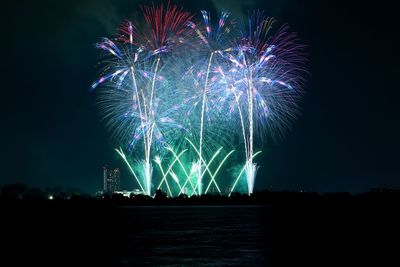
[[119, 2, 194, 54]]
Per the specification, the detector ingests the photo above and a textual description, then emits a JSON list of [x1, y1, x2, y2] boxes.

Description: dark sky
[[1, 0, 399, 193]]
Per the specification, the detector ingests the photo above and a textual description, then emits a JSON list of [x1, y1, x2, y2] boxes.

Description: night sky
[[2, 0, 399, 193]]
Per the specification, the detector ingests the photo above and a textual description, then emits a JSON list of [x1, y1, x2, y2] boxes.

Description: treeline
[[1, 183, 400, 206]]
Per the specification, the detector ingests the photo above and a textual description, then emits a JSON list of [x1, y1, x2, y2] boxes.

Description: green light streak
[[154, 158, 173, 197], [166, 146, 196, 193], [115, 148, 146, 194], [192, 147, 222, 192], [156, 149, 187, 194], [229, 151, 262, 197], [170, 171, 183, 194], [204, 149, 235, 194], [198, 51, 215, 195], [179, 170, 195, 195], [185, 138, 220, 179], [186, 138, 234, 195]]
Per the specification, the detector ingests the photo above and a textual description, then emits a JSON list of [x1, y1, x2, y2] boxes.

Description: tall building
[[103, 165, 120, 194]]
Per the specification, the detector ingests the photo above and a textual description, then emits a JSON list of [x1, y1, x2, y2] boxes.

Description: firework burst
[[92, 6, 307, 196]]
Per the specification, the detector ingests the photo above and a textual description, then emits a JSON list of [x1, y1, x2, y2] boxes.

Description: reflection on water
[[4, 201, 396, 266], [114, 206, 271, 266]]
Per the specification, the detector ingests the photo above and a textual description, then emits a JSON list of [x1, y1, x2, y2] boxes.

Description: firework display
[[92, 3, 306, 196]]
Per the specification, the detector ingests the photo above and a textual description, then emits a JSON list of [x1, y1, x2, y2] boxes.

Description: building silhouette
[[103, 165, 120, 194]]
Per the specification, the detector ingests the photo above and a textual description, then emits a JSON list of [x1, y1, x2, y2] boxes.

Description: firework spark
[[92, 6, 306, 196]]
